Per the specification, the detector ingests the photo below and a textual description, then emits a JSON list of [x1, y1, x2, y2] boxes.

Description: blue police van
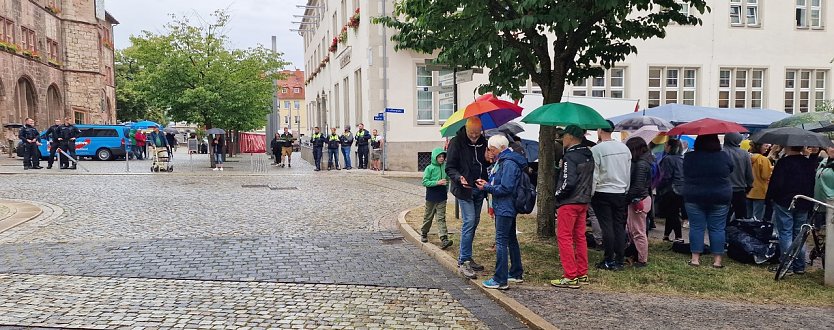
[[39, 124, 129, 161]]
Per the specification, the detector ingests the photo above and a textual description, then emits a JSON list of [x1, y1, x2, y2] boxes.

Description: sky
[[106, 0, 309, 69]]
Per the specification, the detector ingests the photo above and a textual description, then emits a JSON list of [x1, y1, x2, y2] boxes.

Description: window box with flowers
[[102, 38, 113, 49], [348, 8, 360, 29], [45, 4, 61, 15], [329, 37, 338, 53], [22, 49, 41, 61], [338, 26, 348, 44], [0, 40, 18, 54]]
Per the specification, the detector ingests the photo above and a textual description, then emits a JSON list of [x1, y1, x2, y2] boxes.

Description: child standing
[[422, 148, 453, 249]]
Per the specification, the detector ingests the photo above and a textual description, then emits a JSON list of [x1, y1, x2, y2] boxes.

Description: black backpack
[[514, 165, 536, 214]]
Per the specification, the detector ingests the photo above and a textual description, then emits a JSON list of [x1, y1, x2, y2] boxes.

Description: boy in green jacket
[[422, 147, 453, 249]]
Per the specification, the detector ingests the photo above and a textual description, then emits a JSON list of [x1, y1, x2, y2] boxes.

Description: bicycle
[[774, 195, 830, 281]]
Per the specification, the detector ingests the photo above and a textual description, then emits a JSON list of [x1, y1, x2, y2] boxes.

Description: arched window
[[47, 84, 62, 122], [14, 77, 37, 124]]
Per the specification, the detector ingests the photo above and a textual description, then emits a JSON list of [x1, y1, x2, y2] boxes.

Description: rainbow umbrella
[[439, 94, 523, 137]]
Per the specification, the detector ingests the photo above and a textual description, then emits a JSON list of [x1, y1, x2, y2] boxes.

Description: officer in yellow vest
[[310, 127, 326, 171], [327, 127, 341, 170]]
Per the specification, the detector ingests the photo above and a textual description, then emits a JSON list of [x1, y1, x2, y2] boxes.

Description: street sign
[[425, 85, 454, 93], [455, 70, 474, 83], [377, 112, 383, 117], [373, 115, 384, 121], [385, 108, 405, 114]]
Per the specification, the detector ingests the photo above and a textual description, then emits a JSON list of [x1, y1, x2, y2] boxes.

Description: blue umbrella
[[131, 120, 161, 129]]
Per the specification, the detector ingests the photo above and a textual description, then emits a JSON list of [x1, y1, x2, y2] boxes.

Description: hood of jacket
[[498, 148, 527, 168], [724, 132, 743, 148], [431, 147, 446, 166]]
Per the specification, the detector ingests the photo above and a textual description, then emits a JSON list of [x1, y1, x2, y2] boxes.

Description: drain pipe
[[381, 0, 389, 175]]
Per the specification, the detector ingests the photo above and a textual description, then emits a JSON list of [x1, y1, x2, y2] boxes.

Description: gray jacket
[[722, 132, 752, 192]]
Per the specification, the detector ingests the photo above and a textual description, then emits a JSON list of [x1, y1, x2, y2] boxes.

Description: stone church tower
[[0, 0, 117, 130]]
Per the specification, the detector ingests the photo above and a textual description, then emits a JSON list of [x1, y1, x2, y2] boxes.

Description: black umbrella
[[206, 128, 226, 135], [484, 122, 525, 137], [3, 123, 23, 129], [751, 127, 834, 148]]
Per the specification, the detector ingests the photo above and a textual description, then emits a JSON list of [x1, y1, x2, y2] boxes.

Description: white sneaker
[[213, 168, 219, 171], [219, 168, 224, 171]]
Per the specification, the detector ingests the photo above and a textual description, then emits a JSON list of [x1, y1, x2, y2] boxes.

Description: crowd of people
[[420, 117, 833, 290], [306, 123, 383, 172]]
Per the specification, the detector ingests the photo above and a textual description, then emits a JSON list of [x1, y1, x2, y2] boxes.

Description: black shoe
[[596, 261, 623, 271], [469, 260, 485, 271], [314, 168, 320, 171], [69, 166, 76, 170], [634, 262, 648, 268], [23, 167, 30, 170], [32, 166, 43, 169], [420, 235, 428, 243], [288, 164, 291, 168], [47, 165, 52, 169], [60, 166, 68, 169], [440, 239, 453, 250]]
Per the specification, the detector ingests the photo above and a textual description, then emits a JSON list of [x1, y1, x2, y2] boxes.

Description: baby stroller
[[150, 145, 173, 172]]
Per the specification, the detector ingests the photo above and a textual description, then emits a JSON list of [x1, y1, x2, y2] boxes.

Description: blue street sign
[[373, 115, 384, 121], [377, 112, 383, 117], [385, 108, 405, 114]]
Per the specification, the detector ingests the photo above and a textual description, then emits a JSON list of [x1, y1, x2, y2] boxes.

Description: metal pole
[[824, 200, 834, 286], [270, 36, 279, 160], [453, 67, 459, 219], [381, 0, 388, 175], [125, 142, 130, 173]]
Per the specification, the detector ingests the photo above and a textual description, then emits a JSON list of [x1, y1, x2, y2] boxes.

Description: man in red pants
[[551, 125, 595, 289]]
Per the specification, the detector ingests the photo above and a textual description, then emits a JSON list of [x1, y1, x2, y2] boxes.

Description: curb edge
[[397, 207, 559, 330]]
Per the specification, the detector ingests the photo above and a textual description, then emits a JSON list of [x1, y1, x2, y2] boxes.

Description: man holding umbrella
[[446, 117, 489, 279]]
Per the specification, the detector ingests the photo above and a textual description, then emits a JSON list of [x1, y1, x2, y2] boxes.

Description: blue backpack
[[514, 166, 537, 214]]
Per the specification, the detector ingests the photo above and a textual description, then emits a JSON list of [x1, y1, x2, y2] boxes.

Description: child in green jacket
[[422, 147, 453, 249]]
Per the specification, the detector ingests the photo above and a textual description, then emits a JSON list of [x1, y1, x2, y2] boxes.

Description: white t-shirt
[[591, 140, 632, 194]]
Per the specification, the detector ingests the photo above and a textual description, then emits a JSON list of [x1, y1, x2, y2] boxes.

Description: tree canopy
[[377, 0, 709, 238], [117, 10, 288, 131]]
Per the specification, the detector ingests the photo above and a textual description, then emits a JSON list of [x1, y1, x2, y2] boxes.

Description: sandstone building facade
[[0, 0, 117, 130]]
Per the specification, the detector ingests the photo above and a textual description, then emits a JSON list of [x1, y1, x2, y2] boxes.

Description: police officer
[[327, 127, 341, 170], [310, 126, 326, 171], [339, 126, 354, 170], [61, 117, 80, 170], [18, 117, 42, 170], [44, 119, 62, 169], [355, 123, 371, 169]]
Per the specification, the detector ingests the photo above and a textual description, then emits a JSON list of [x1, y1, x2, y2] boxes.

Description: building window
[[46, 38, 59, 61], [675, 0, 690, 15], [293, 87, 300, 93], [281, 87, 288, 94], [648, 67, 698, 107], [571, 68, 626, 98], [20, 26, 36, 51], [718, 68, 765, 108], [416, 65, 433, 122], [730, 0, 760, 27], [785, 69, 827, 113], [74, 111, 85, 125], [284, 101, 291, 109], [294, 101, 300, 109], [797, 0, 824, 28], [105, 65, 114, 86], [0, 17, 14, 44]]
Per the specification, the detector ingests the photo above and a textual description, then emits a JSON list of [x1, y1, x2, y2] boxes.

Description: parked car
[[38, 124, 129, 161]]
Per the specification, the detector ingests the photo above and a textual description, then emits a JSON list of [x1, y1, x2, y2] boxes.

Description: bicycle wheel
[[774, 226, 811, 281]]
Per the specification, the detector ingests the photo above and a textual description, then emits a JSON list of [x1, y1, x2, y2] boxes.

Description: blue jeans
[[747, 199, 766, 221], [214, 153, 223, 164], [494, 215, 523, 285], [341, 147, 352, 168], [685, 203, 729, 255], [458, 189, 486, 265], [772, 203, 807, 272], [328, 149, 339, 168]]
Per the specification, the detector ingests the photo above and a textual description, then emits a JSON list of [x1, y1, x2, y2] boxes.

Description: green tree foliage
[[377, 0, 709, 238], [115, 50, 153, 122], [119, 10, 288, 131]]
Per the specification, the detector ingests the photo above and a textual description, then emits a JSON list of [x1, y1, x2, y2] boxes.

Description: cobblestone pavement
[[0, 155, 526, 329]]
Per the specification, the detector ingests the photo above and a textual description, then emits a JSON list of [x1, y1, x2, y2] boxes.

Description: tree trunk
[[535, 76, 567, 239]]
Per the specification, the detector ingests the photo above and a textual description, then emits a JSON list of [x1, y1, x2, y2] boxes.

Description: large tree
[[121, 10, 288, 131], [377, 0, 709, 238]]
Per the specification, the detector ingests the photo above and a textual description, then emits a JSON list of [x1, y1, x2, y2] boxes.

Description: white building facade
[[301, 0, 834, 171]]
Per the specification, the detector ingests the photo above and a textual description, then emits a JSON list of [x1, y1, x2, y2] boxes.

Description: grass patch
[[406, 204, 834, 307]]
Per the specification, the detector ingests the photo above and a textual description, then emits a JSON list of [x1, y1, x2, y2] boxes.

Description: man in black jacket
[[270, 133, 281, 165], [445, 117, 488, 279], [44, 119, 62, 169], [310, 127, 326, 171], [60, 117, 81, 170], [326, 127, 341, 170], [279, 127, 295, 168], [355, 123, 371, 169], [18, 118, 42, 170]]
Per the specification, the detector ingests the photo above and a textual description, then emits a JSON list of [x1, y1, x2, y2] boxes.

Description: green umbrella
[[768, 111, 834, 129], [521, 102, 610, 129]]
